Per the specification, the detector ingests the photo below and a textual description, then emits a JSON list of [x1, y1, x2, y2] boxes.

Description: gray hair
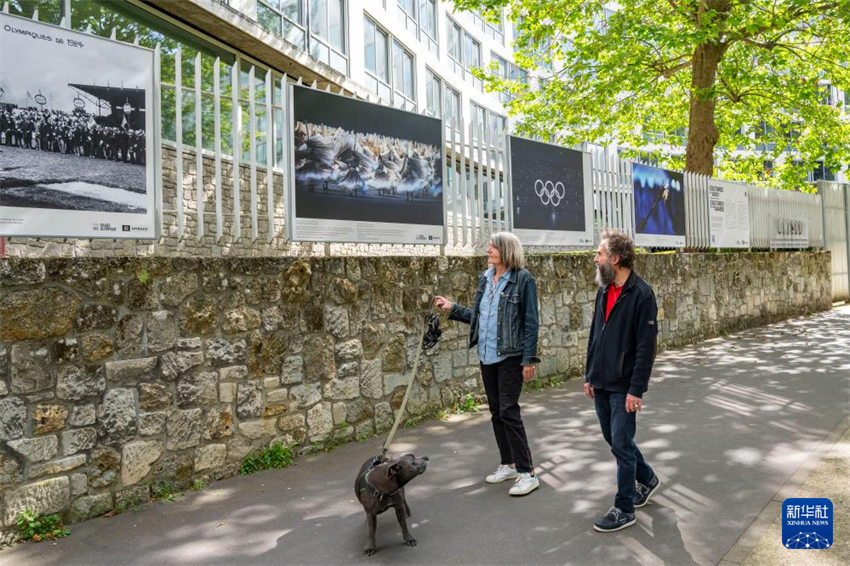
[[601, 229, 636, 269], [489, 232, 526, 270]]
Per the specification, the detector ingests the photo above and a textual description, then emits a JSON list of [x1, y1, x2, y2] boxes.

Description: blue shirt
[[478, 267, 510, 365]]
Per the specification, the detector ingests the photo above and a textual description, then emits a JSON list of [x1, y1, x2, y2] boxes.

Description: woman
[[434, 232, 541, 496]]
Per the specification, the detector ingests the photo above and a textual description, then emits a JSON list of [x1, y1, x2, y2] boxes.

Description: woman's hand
[[434, 296, 453, 311], [522, 364, 536, 382]]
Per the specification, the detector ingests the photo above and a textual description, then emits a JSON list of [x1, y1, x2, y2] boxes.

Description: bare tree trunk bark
[[685, 42, 724, 176]]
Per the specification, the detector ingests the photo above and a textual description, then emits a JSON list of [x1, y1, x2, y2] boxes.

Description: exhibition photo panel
[[0, 13, 156, 239], [632, 162, 686, 248], [290, 85, 444, 244], [509, 136, 593, 246]]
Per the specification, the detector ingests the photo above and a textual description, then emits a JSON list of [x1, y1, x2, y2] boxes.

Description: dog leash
[[377, 301, 443, 460]]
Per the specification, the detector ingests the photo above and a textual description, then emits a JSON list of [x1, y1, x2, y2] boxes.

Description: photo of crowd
[[1, 107, 146, 165]]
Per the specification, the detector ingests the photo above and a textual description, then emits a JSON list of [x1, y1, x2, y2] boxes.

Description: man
[[585, 230, 661, 532]]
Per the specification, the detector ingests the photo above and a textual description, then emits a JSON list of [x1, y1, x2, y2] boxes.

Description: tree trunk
[[685, 42, 724, 176]]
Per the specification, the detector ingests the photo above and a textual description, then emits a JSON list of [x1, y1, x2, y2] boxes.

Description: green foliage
[[114, 495, 141, 514], [456, 0, 850, 184], [191, 478, 209, 491], [15, 509, 69, 542], [152, 479, 176, 502], [437, 394, 481, 418], [240, 441, 296, 475], [136, 267, 151, 284]]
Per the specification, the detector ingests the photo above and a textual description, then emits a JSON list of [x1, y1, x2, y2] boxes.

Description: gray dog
[[354, 453, 429, 556]]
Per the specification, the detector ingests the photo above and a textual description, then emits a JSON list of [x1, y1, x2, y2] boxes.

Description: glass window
[[464, 33, 482, 89], [426, 69, 442, 118], [420, 0, 437, 47], [257, 1, 346, 74], [445, 86, 460, 128], [365, 17, 410, 107]]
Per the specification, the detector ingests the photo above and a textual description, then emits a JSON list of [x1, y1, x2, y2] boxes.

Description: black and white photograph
[[509, 136, 593, 246], [290, 84, 444, 244], [0, 13, 155, 239], [632, 162, 686, 248]]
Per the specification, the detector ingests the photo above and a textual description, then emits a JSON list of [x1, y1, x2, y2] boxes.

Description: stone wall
[[0, 251, 831, 540]]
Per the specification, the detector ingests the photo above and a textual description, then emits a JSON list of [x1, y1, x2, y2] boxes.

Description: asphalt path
[[3, 306, 848, 566]]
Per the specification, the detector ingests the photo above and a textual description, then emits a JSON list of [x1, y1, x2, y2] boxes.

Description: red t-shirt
[[605, 283, 623, 321]]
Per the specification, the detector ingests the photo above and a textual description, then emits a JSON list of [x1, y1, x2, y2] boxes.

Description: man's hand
[[522, 364, 536, 382], [433, 296, 453, 311], [625, 394, 643, 413], [584, 382, 594, 399]]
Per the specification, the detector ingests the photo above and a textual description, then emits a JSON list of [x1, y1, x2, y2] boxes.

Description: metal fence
[[817, 181, 850, 300], [4, 4, 840, 264]]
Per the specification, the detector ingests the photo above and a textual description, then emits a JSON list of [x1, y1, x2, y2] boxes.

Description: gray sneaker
[[485, 464, 518, 484], [508, 473, 539, 496]]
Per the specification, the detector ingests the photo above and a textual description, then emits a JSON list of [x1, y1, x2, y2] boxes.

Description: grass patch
[[240, 441, 296, 475], [152, 479, 176, 502], [16, 509, 69, 542], [191, 478, 209, 491]]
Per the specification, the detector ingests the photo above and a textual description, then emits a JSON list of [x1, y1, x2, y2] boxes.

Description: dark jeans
[[593, 389, 654, 514], [481, 356, 533, 474]]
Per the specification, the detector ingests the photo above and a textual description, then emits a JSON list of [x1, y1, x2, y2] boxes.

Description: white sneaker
[[485, 464, 518, 484], [509, 473, 539, 496]]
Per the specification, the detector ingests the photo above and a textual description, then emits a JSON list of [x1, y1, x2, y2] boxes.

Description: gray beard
[[595, 262, 615, 287]]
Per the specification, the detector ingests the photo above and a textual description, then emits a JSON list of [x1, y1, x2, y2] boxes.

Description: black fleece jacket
[[585, 271, 658, 398]]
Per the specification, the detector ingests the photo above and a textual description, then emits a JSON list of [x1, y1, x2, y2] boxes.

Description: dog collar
[[361, 463, 399, 501]]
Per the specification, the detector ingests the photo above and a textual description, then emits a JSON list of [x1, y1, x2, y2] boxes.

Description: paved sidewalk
[[2, 306, 848, 566]]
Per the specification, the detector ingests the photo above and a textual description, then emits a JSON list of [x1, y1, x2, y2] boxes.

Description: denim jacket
[[448, 268, 541, 366]]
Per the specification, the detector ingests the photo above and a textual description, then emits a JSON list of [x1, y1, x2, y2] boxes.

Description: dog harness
[[359, 457, 399, 503]]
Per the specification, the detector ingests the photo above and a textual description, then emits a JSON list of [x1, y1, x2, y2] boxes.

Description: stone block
[[68, 405, 96, 427], [68, 493, 113, 523], [203, 406, 234, 440], [7, 435, 58, 463], [61, 427, 97, 455], [28, 454, 87, 479], [280, 356, 303, 385], [194, 444, 226, 471], [177, 372, 218, 408], [0, 453, 21, 489], [303, 335, 335, 381], [122, 441, 163, 486], [33, 404, 69, 435], [80, 332, 114, 362], [236, 381, 263, 419], [147, 311, 178, 353], [238, 418, 277, 440], [161, 350, 204, 380], [222, 305, 261, 334], [0, 397, 26, 441], [166, 408, 202, 450], [10, 344, 52, 394], [52, 338, 79, 364], [0, 288, 80, 341], [206, 337, 247, 365], [307, 402, 333, 441], [105, 357, 158, 384], [2, 477, 70, 527], [324, 376, 360, 400], [75, 304, 117, 332], [139, 382, 173, 410], [69, 473, 87, 497], [138, 412, 167, 436], [97, 388, 137, 446]]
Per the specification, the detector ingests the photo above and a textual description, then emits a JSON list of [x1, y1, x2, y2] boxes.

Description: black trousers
[[480, 356, 533, 474]]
